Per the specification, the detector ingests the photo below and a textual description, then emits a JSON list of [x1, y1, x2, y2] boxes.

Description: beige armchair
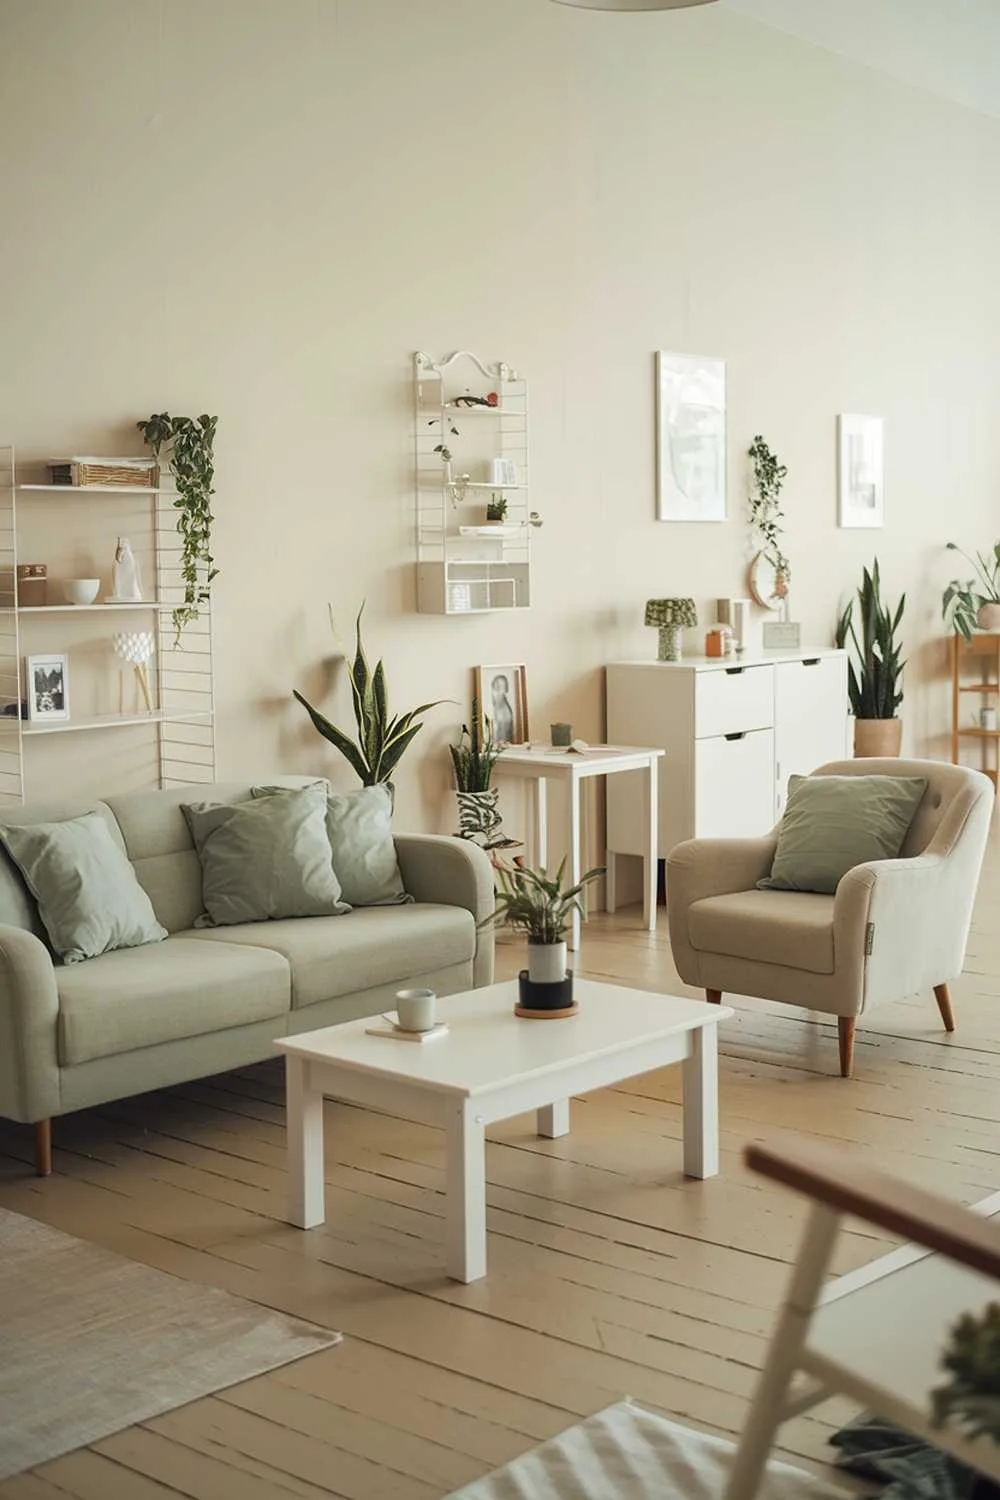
[[667, 758, 993, 1077]]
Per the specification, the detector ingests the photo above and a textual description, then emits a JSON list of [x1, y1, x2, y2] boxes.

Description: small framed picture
[[477, 664, 528, 745], [26, 653, 70, 723], [838, 413, 885, 528]]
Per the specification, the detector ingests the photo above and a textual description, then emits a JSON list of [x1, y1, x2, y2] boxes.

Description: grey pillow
[[0, 811, 167, 964], [759, 774, 928, 895], [324, 784, 411, 906], [182, 783, 350, 926]]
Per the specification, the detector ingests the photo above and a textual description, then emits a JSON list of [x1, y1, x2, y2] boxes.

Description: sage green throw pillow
[[324, 784, 410, 906], [759, 774, 928, 895], [182, 783, 350, 926], [0, 812, 167, 964]]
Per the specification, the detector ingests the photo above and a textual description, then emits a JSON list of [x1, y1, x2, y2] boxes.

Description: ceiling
[[722, 0, 1000, 121]]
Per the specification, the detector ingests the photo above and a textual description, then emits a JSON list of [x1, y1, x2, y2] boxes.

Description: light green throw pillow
[[182, 783, 350, 926], [324, 784, 410, 906], [759, 774, 928, 895], [0, 811, 167, 964]]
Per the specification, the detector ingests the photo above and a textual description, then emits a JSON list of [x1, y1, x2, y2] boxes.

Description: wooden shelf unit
[[950, 632, 1000, 788]]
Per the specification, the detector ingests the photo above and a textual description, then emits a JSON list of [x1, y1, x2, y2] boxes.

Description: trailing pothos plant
[[294, 603, 446, 788], [748, 434, 790, 581], [137, 413, 218, 642]]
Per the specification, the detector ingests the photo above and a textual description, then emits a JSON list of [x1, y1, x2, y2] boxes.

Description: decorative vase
[[111, 537, 143, 602], [657, 624, 683, 662], [455, 788, 502, 848], [978, 603, 1000, 631], [853, 717, 902, 757]]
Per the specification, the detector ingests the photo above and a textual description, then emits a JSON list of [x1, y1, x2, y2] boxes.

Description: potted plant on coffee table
[[835, 558, 905, 757], [479, 858, 604, 1017]]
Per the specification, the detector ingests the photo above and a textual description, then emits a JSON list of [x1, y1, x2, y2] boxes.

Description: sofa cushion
[[0, 812, 167, 964], [688, 889, 835, 975], [56, 935, 291, 1066], [185, 903, 475, 1008]]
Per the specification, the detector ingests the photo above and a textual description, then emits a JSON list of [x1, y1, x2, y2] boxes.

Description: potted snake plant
[[449, 697, 506, 848], [835, 558, 906, 757]]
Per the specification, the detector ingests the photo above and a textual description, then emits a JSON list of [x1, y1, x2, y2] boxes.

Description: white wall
[[1, 0, 998, 840]]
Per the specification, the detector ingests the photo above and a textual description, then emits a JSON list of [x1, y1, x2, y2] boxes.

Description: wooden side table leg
[[644, 757, 658, 932]]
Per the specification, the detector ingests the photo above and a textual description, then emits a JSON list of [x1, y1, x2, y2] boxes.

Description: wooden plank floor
[[4, 828, 1000, 1498]]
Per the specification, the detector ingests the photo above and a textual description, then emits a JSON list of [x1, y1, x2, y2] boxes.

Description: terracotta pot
[[978, 602, 1000, 631], [853, 717, 902, 757]]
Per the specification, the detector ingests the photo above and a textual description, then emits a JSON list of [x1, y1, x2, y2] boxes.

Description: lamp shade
[[552, 0, 717, 9]]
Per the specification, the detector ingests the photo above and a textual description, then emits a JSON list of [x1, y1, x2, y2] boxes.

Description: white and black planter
[[516, 940, 576, 1018]]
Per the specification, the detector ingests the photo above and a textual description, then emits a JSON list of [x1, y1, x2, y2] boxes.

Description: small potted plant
[[485, 495, 508, 524], [835, 558, 905, 757], [449, 698, 506, 847], [943, 542, 1000, 641], [479, 858, 604, 1016]]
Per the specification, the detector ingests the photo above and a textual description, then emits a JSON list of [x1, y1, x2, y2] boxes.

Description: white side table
[[494, 744, 663, 949]]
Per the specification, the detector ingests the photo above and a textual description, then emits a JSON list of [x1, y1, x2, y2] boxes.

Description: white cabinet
[[606, 650, 848, 863]]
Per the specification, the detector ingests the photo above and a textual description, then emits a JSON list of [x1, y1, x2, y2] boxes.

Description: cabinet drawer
[[695, 729, 775, 839], [695, 665, 774, 739]]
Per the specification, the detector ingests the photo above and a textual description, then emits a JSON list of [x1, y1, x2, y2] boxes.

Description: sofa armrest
[[837, 850, 972, 1012], [0, 925, 61, 1124], [394, 835, 495, 988], [666, 835, 779, 990]]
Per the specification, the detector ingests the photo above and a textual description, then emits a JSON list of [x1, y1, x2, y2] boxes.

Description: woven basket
[[47, 461, 158, 489]]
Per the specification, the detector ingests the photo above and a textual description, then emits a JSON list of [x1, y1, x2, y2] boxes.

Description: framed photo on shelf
[[838, 413, 885, 528], [26, 653, 69, 723], [477, 664, 528, 745], [656, 351, 727, 522]]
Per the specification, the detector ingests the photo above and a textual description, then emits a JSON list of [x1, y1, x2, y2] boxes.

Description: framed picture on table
[[476, 664, 528, 746]]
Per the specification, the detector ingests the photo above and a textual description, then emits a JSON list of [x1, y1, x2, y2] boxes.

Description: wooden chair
[[725, 1138, 1000, 1500]]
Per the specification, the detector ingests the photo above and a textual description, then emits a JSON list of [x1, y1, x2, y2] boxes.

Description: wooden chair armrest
[[746, 1138, 1000, 1282]]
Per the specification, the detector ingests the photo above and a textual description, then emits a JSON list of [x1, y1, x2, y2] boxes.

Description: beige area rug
[[446, 1401, 849, 1500], [0, 1206, 341, 1481]]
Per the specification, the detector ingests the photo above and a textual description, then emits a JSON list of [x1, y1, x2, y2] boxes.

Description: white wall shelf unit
[[414, 351, 532, 615], [0, 445, 216, 804]]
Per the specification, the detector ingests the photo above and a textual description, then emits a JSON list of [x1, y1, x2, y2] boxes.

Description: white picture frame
[[656, 351, 727, 522], [476, 664, 528, 746], [838, 413, 885, 528], [26, 653, 70, 722]]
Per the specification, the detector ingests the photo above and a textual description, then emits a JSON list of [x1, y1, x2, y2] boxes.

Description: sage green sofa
[[0, 778, 494, 1175]]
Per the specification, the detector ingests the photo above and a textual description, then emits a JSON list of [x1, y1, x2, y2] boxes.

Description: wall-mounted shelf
[[414, 351, 532, 615], [0, 445, 215, 804]]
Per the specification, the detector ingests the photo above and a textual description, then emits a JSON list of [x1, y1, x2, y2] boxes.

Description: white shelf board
[[15, 709, 213, 737], [16, 484, 162, 494], [9, 603, 160, 614], [454, 482, 527, 491]]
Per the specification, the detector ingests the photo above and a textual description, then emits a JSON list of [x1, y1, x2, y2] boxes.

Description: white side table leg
[[286, 1056, 326, 1227], [537, 1099, 570, 1138], [644, 757, 658, 932], [683, 1022, 719, 1179], [569, 771, 582, 951], [535, 775, 548, 870], [445, 1100, 487, 1282]]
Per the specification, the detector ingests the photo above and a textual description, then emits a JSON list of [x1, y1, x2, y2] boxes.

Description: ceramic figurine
[[111, 537, 143, 602]]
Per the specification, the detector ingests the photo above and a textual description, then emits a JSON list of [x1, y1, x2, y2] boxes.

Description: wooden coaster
[[514, 1003, 579, 1020]]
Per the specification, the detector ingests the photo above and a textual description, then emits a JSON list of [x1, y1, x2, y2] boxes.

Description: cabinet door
[[694, 730, 776, 839], [774, 657, 849, 815]]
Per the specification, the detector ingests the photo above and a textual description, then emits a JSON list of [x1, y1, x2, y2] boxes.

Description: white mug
[[395, 988, 436, 1032]]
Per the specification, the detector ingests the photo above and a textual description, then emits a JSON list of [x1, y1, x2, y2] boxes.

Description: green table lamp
[[645, 597, 697, 662]]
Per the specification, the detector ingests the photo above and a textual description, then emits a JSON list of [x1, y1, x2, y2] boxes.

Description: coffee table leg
[[537, 1099, 569, 1138], [286, 1055, 326, 1227], [445, 1101, 486, 1282], [683, 1023, 719, 1179]]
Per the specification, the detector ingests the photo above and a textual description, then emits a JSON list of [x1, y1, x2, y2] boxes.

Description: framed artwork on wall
[[477, 664, 528, 745], [656, 351, 727, 522], [26, 653, 69, 722], [838, 413, 885, 528]]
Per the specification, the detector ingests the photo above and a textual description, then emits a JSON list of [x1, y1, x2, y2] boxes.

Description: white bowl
[[62, 578, 100, 606]]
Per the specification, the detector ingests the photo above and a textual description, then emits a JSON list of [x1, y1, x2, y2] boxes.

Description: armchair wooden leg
[[837, 1018, 856, 1079], [706, 989, 722, 1005], [34, 1118, 52, 1177], [934, 983, 956, 1032]]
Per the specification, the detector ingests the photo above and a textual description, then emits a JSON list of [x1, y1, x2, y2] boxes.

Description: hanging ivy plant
[[748, 433, 790, 581], [137, 413, 218, 641]]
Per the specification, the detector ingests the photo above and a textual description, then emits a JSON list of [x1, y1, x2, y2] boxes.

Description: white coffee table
[[275, 980, 732, 1283]]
